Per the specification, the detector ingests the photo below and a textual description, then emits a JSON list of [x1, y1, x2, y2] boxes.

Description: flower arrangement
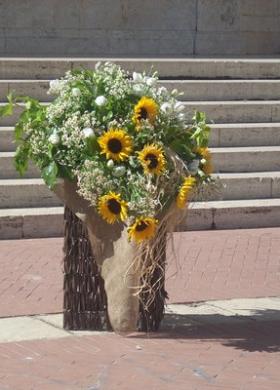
[[2, 62, 212, 244]]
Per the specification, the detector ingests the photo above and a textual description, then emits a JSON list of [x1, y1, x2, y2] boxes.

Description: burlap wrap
[[55, 179, 142, 332]]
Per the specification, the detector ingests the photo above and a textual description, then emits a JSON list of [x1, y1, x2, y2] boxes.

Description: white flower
[[132, 84, 145, 95], [145, 77, 157, 87], [95, 95, 107, 106], [174, 101, 185, 112], [112, 166, 126, 177], [82, 127, 95, 139], [178, 113, 185, 121], [95, 61, 101, 70], [25, 101, 32, 110], [49, 80, 60, 90], [160, 102, 172, 114], [132, 72, 143, 83], [107, 159, 114, 169], [48, 131, 60, 145], [158, 87, 168, 96], [48, 79, 63, 95], [72, 88, 81, 97]]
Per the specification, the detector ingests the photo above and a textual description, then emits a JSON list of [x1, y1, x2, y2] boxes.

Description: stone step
[[2, 147, 280, 179], [162, 80, 280, 101], [2, 199, 280, 239], [0, 80, 51, 102], [1, 101, 280, 126], [210, 123, 280, 147], [1, 58, 280, 80], [2, 173, 280, 209], [2, 79, 280, 102], [0, 179, 61, 208], [214, 172, 280, 200], [212, 146, 280, 173], [2, 123, 280, 152], [184, 101, 280, 124], [184, 199, 280, 231], [0, 152, 39, 179], [0, 127, 14, 151], [0, 207, 64, 239]]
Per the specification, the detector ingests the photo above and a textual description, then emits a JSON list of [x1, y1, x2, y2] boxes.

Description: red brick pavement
[[1, 228, 280, 318], [0, 312, 280, 390]]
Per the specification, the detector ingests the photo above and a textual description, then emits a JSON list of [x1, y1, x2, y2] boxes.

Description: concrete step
[[211, 146, 280, 173], [2, 123, 280, 152], [2, 79, 280, 102], [214, 172, 280, 200], [0, 179, 61, 208], [210, 123, 280, 147], [0, 152, 39, 179], [162, 80, 280, 101], [1, 101, 280, 126], [0, 207, 64, 239], [184, 101, 280, 124], [184, 198, 280, 231], [1, 173, 280, 210], [0, 80, 51, 102], [2, 147, 280, 179], [2, 199, 280, 239], [1, 58, 280, 80], [0, 127, 14, 151]]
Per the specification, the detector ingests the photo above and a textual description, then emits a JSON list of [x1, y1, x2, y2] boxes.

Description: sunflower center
[[145, 153, 158, 169], [139, 107, 148, 120], [108, 138, 122, 154], [107, 199, 121, 215], [135, 221, 149, 232]]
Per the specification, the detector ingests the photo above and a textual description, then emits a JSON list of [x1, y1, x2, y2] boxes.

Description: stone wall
[[0, 0, 279, 56]]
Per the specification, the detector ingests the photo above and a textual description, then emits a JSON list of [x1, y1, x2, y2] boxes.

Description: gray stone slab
[[0, 179, 62, 208], [197, 0, 240, 32], [211, 147, 280, 173], [22, 208, 64, 238], [0, 316, 69, 343]]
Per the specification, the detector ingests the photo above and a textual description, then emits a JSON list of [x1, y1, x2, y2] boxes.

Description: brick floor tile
[[1, 228, 280, 318]]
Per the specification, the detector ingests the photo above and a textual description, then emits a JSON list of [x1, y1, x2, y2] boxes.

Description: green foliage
[[42, 161, 59, 188], [190, 111, 211, 147], [0, 62, 212, 230]]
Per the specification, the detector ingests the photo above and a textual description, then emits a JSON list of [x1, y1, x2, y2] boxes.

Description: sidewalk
[[0, 297, 280, 389], [1, 228, 280, 389], [1, 228, 280, 318]]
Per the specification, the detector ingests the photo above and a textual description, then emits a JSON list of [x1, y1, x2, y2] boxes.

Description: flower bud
[[145, 77, 157, 87], [174, 101, 185, 112], [82, 127, 95, 139], [48, 131, 60, 145], [95, 95, 107, 106], [160, 102, 172, 114], [112, 165, 126, 177], [72, 88, 81, 97], [132, 72, 143, 82], [107, 159, 114, 169]]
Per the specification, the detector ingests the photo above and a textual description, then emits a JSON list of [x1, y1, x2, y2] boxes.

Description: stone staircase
[[1, 58, 280, 239]]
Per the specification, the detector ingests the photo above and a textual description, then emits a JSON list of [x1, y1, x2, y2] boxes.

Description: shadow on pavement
[[130, 309, 280, 353]]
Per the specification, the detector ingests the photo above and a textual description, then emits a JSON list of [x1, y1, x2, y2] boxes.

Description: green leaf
[[57, 165, 74, 181], [14, 144, 30, 176], [0, 102, 13, 117], [42, 161, 58, 189]]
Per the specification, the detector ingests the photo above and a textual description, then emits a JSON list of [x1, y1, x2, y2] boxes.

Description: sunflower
[[98, 192, 128, 224], [138, 144, 166, 175], [133, 97, 158, 128], [128, 217, 158, 243], [176, 176, 196, 209], [98, 128, 133, 161], [196, 147, 213, 175]]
